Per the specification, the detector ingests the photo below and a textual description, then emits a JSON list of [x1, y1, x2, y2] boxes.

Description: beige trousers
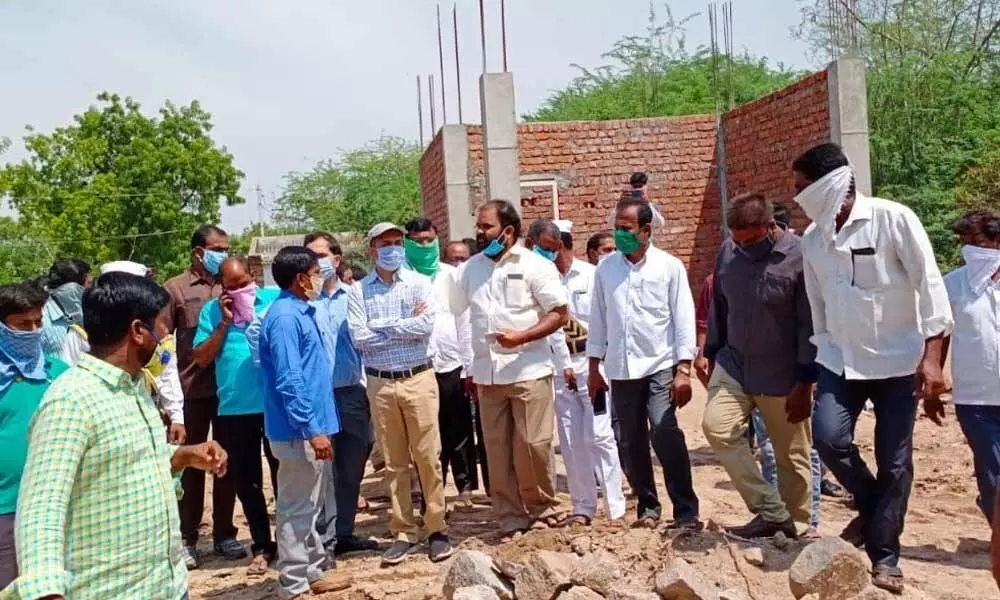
[[478, 376, 559, 532], [702, 365, 813, 527], [368, 369, 446, 542]]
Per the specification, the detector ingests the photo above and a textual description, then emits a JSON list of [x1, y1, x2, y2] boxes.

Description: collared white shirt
[[551, 260, 596, 373], [944, 266, 1000, 406], [586, 246, 697, 381], [802, 194, 954, 380], [449, 244, 568, 385], [427, 262, 473, 374]]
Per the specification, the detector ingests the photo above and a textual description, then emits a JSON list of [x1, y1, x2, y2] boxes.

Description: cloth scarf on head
[[962, 244, 1000, 296], [793, 165, 853, 241], [0, 322, 46, 394]]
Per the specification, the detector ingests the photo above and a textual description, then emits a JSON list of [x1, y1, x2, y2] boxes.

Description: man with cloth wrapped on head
[[793, 142, 953, 594]]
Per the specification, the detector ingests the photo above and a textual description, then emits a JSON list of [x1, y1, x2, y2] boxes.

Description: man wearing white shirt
[[529, 219, 627, 527], [942, 209, 1000, 527], [449, 200, 569, 535], [587, 198, 701, 530], [403, 218, 479, 506], [793, 143, 953, 594]]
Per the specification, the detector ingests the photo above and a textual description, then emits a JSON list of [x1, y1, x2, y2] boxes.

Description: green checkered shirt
[[4, 354, 187, 600]]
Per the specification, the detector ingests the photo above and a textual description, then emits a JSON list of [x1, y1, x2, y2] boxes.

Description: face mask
[[735, 234, 775, 262], [614, 228, 643, 255], [139, 325, 173, 378], [376, 245, 406, 272], [0, 321, 46, 393], [50, 282, 86, 324], [962, 244, 1000, 296], [794, 166, 853, 239], [201, 249, 228, 276], [404, 238, 440, 277], [318, 257, 337, 281], [304, 274, 325, 301], [479, 229, 509, 259], [228, 282, 257, 326], [533, 246, 557, 262]]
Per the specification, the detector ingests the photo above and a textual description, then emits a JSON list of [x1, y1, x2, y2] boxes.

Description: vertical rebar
[[453, 3, 463, 123], [437, 4, 448, 124], [429, 74, 437, 134], [500, 0, 509, 71], [478, 0, 487, 73], [417, 75, 425, 146]]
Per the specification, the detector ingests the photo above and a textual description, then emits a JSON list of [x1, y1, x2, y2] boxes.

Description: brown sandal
[[532, 512, 568, 529], [247, 553, 270, 576], [554, 514, 592, 528], [872, 568, 904, 594]]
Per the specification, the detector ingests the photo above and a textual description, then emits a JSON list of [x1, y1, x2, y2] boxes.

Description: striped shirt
[[347, 269, 436, 371], [5, 354, 186, 600]]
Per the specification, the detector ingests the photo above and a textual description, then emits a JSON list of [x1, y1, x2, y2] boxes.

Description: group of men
[[0, 141, 999, 599]]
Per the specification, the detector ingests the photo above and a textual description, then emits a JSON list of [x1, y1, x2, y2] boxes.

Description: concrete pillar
[[440, 124, 475, 241], [479, 72, 520, 212], [827, 57, 872, 196]]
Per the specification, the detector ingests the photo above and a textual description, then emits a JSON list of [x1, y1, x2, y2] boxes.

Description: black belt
[[566, 338, 587, 355], [365, 362, 433, 381]]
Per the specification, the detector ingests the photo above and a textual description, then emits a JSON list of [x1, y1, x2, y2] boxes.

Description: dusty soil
[[188, 383, 998, 600]]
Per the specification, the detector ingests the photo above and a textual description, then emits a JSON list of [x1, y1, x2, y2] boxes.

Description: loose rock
[[772, 531, 791, 550], [788, 537, 869, 600], [559, 587, 606, 600], [654, 557, 718, 600], [514, 551, 580, 600], [719, 589, 748, 600], [443, 550, 515, 600], [570, 550, 622, 596], [571, 535, 593, 556], [608, 589, 660, 600], [743, 547, 765, 568], [453, 586, 502, 600]]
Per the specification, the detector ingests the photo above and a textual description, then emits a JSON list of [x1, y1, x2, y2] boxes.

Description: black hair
[[272, 247, 319, 290], [461, 237, 478, 255], [481, 200, 522, 240], [560, 232, 573, 250], [303, 231, 343, 256], [46, 258, 91, 289], [191, 224, 227, 249], [404, 218, 437, 236], [726, 193, 774, 230], [792, 143, 849, 183], [587, 232, 613, 254], [773, 202, 791, 229], [615, 198, 654, 227], [630, 172, 648, 188], [526, 219, 560, 243], [952, 209, 1000, 242], [350, 265, 367, 280], [82, 272, 171, 347], [0, 282, 48, 322]]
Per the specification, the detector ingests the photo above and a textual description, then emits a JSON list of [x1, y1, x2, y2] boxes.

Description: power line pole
[[255, 185, 265, 238]]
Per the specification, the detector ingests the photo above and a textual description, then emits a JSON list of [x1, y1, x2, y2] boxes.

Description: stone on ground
[[569, 549, 622, 596], [654, 557, 718, 600], [453, 585, 502, 600], [571, 535, 593, 556], [514, 551, 581, 600], [742, 547, 765, 568], [558, 586, 606, 600], [718, 589, 748, 600], [443, 550, 515, 600], [788, 537, 870, 600], [608, 588, 660, 600]]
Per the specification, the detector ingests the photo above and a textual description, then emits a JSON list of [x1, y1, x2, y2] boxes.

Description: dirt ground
[[187, 382, 998, 600]]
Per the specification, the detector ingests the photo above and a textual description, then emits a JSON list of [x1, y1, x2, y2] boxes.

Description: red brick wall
[[723, 70, 830, 232], [419, 129, 448, 239]]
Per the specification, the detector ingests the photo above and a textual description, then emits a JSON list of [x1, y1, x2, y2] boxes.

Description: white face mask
[[962, 244, 1000, 296], [794, 166, 853, 239]]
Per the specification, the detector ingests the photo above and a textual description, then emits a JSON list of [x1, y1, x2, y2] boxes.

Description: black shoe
[[213, 538, 248, 560], [840, 516, 866, 547], [428, 532, 454, 563], [667, 518, 704, 532], [820, 479, 845, 498], [381, 540, 416, 566], [334, 535, 379, 556], [726, 515, 797, 539]]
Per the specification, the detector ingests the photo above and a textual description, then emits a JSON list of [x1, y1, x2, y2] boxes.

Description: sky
[[0, 0, 814, 232]]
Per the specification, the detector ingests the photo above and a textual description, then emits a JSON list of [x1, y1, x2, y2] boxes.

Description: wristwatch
[[676, 364, 692, 376]]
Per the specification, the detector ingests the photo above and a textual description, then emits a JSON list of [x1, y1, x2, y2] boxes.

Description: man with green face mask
[[403, 218, 479, 508]]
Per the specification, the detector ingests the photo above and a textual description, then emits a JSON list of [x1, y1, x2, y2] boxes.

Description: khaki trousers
[[478, 376, 558, 532], [368, 369, 446, 542], [702, 365, 813, 527]]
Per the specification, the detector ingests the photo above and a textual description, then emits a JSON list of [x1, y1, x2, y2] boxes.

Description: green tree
[[0, 92, 244, 279], [273, 136, 422, 233], [526, 3, 801, 121], [0, 217, 53, 284]]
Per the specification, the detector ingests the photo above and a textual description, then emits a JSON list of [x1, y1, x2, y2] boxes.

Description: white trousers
[[554, 360, 627, 520]]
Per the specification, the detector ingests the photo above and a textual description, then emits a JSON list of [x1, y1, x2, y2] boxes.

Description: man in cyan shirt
[[260, 247, 351, 598]]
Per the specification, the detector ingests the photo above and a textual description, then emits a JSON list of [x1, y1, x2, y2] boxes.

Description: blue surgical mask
[[201, 249, 228, 276], [533, 246, 557, 262], [318, 257, 337, 280], [376, 245, 405, 272], [480, 230, 509, 259]]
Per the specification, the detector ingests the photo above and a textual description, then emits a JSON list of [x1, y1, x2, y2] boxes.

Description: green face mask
[[403, 238, 440, 276], [614, 228, 643, 255]]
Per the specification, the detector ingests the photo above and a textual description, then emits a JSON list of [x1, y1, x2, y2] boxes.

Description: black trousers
[[180, 395, 238, 545], [610, 368, 699, 522], [436, 368, 480, 493], [213, 413, 279, 556]]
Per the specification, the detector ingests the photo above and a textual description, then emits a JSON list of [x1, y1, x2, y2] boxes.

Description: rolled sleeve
[[894, 205, 955, 338], [531, 262, 569, 314]]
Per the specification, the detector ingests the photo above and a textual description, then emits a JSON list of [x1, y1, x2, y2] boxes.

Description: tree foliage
[[0, 92, 244, 283], [272, 136, 422, 234], [526, 4, 801, 122]]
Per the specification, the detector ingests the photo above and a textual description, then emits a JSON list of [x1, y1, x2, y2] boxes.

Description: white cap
[[554, 219, 573, 234], [367, 222, 405, 243], [100, 260, 149, 277]]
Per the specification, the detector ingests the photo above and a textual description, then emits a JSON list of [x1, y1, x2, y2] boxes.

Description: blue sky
[[0, 1, 814, 231]]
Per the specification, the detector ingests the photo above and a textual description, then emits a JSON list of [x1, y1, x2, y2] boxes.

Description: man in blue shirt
[[192, 257, 280, 575], [303, 231, 378, 557], [259, 247, 352, 598]]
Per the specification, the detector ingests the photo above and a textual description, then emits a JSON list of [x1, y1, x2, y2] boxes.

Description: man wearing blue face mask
[[346, 222, 451, 566], [701, 193, 817, 540], [163, 224, 242, 568]]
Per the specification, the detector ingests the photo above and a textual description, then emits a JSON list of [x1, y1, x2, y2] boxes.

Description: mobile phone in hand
[[593, 388, 608, 415]]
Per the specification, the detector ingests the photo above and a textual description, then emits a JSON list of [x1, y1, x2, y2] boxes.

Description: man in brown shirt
[[163, 224, 244, 568]]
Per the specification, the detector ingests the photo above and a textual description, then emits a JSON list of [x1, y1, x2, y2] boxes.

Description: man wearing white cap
[[347, 222, 451, 566], [540, 219, 627, 526]]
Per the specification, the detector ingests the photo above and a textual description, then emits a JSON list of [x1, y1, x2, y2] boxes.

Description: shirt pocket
[[851, 250, 887, 290], [639, 277, 668, 310], [182, 297, 204, 329], [758, 273, 795, 307], [504, 275, 532, 309]]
